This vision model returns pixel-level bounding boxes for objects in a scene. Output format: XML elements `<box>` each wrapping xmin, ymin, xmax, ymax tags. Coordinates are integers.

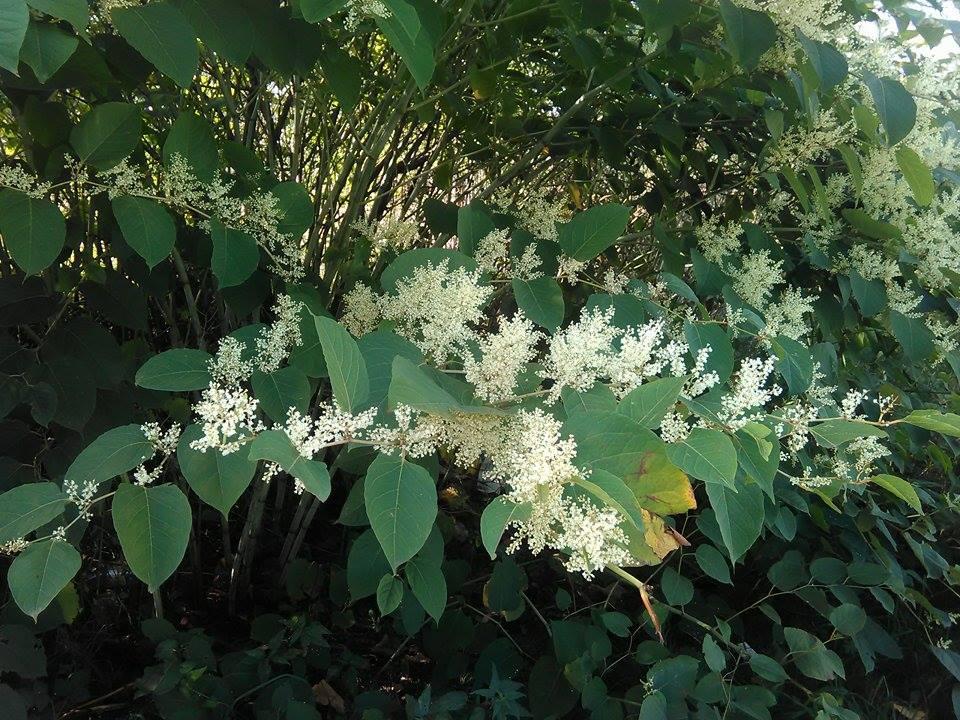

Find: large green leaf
<box><xmin>480</xmin><ymin>497</ymin><xmax>531</xmax><ymax>560</ymax></box>
<box><xmin>457</xmin><ymin>202</ymin><xmax>495</xmax><ymax>257</ymax></box>
<box><xmin>177</xmin><ymin>425</ymin><xmax>257</xmax><ymax>516</ymax></box>
<box><xmin>557</xmin><ymin>203</ymin><xmax>630</xmax><ymax>261</ymax></box>
<box><xmin>251</xmin><ymin>366</ymin><xmax>312</xmax><ymax>423</ymax></box>
<box><xmin>358</xmin><ymin>330</ymin><xmax>423</xmax><ymax>408</ymax></box>
<box><xmin>63</xmin><ymin>425</ymin><xmax>153</xmax><ymax>490</ymax></box>
<box><xmin>870</xmin><ymin>474</ymin><xmax>921</xmax><ymax>513</ymax></box>
<box><xmin>209</xmin><ymin>219</ymin><xmax>259</xmax><ymax>288</ymax></box>
<box><xmin>895</xmin><ymin>145</ymin><xmax>935</xmax><ymax>206</ymax></box>
<box><xmin>771</xmin><ymin>335</ymin><xmax>813</xmax><ymax>394</ymax></box>
<box><xmin>113</xmin><ymin>2</ymin><xmax>198</xmax><ymax>88</ymax></box>
<box><xmin>113</xmin><ymin>196</ymin><xmax>176</xmax><ymax>268</ymax></box>
<box><xmin>863</xmin><ymin>71</ymin><xmax>916</xmax><ymax>146</ymax></box>
<box><xmin>376</xmin><ymin>0</ymin><xmax>436</xmax><ymax>89</ymax></box>
<box><xmin>248</xmin><ymin>430</ymin><xmax>331</xmax><ymax>501</ymax></box>
<box><xmin>347</xmin><ymin>528</ymin><xmax>391</xmax><ymax>601</ymax></box>
<box><xmin>27</xmin><ymin>0</ymin><xmax>88</xmax><ymax>33</ymax></box>
<box><xmin>135</xmin><ymin>348</ymin><xmax>213</xmax><ymax>391</ymax></box>
<box><xmin>0</xmin><ymin>0</ymin><xmax>28</xmax><ymax>73</ymax></box>
<box><xmin>112</xmin><ymin>483</ymin><xmax>192</xmax><ymax>592</ymax></box>
<box><xmin>0</xmin><ymin>189</ymin><xmax>65</xmax><ymax>275</ymax></box>
<box><xmin>890</xmin><ymin>310</ymin><xmax>934</xmax><ymax>362</ymax></box>
<box><xmin>796</xmin><ymin>33</ymin><xmax>847</xmax><ymax>90</ymax></box>
<box><xmin>405</xmin><ymin>553</ymin><xmax>446</xmax><ymax>622</ymax></box>
<box><xmin>901</xmin><ymin>409</ymin><xmax>960</xmax><ymax>437</ymax></box>
<box><xmin>163</xmin><ymin>111</ymin><xmax>218</xmax><ymax>182</ymax></box>
<box><xmin>388</xmin><ymin>355</ymin><xmax>460</xmax><ymax>415</ymax></box>
<box><xmin>172</xmin><ymin>0</ymin><xmax>253</xmax><ymax>65</ymax></box>
<box><xmin>70</xmin><ymin>102</ymin><xmax>141</xmax><ymax>170</ymax></box>
<box><xmin>704</xmin><ymin>479</ymin><xmax>765</xmax><ymax>562</ymax></box>
<box><xmin>364</xmin><ymin>452</ymin><xmax>437</xmax><ymax>571</ymax></box>
<box><xmin>718</xmin><ymin>0</ymin><xmax>777</xmax><ymax>70</ymax></box>
<box><xmin>315</xmin><ymin>315</ymin><xmax>369</xmax><ymax>412</ymax></box>
<box><xmin>513</xmin><ymin>277</ymin><xmax>564</xmax><ymax>332</ymax></box>
<box><xmin>0</xmin><ymin>483</ymin><xmax>68</xmax><ymax>544</ymax></box>
<box><xmin>563</xmin><ymin>411</ymin><xmax>663</xmax><ymax>479</ymax></box>
<box><xmin>619</xmin><ymin>375</ymin><xmax>686</xmax><ymax>429</ymax></box>
<box><xmin>380</xmin><ymin>248</ymin><xmax>477</xmax><ymax>292</ymax></box>
<box><xmin>20</xmin><ymin>20</ymin><xmax>77</xmax><ymax>82</ymax></box>
<box><xmin>301</xmin><ymin>0</ymin><xmax>348</xmax><ymax>22</ymax></box>
<box><xmin>8</xmin><ymin>539</ymin><xmax>80</xmax><ymax>620</ymax></box>
<box><xmin>665</xmin><ymin>428</ymin><xmax>737</xmax><ymax>489</ymax></box>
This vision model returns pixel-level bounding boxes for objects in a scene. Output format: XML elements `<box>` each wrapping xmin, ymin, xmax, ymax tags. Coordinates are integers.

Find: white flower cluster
<box><xmin>378</xmin><ymin>260</ymin><xmax>491</xmax><ymax>361</ymax></box>
<box><xmin>491</xmin><ymin>187</ymin><xmax>567</xmax><ymax>243</ymax></box>
<box><xmin>0</xmin><ymin>538</ymin><xmax>28</xmax><ymax>556</ymax></box>
<box><xmin>718</xmin><ymin>357</ymin><xmax>783</xmax><ymax>431</ymax></box>
<box><xmin>556</xmin><ymin>255</ymin><xmax>586</xmax><ymax>284</ymax></box>
<box><xmin>64</xmin><ymin>477</ymin><xmax>98</xmax><ymax>520</ymax></box>
<box><xmin>345</xmin><ymin>0</ymin><xmax>391</xmax><ymax>29</ymax></box>
<box><xmin>352</xmin><ymin>216</ymin><xmax>418</xmax><ymax>252</ymax></box>
<box><xmin>474</xmin><ymin>230</ymin><xmax>544</xmax><ymax>280</ymax></box>
<box><xmin>541</xmin><ymin>308</ymin><xmax>717</xmax><ymax>401</ymax></box>
<box><xmin>464</xmin><ymin>313</ymin><xmax>542</xmax><ymax>403</ymax></box>
<box><xmin>133</xmin><ymin>421</ymin><xmax>183</xmax><ymax>487</ymax></box>
<box><xmin>0</xmin><ymin>165</ymin><xmax>52</xmax><ymax>198</ymax></box>
<box><xmin>341</xmin><ymin>285</ymin><xmax>382</xmax><ymax>337</ymax></box>
<box><xmin>255</xmin><ymin>295</ymin><xmax>303</xmax><ymax>373</ymax></box>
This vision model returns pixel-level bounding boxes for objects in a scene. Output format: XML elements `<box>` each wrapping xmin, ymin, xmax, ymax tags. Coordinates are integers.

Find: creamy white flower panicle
<box><xmin>370</xmin><ymin>404</ymin><xmax>440</xmax><ymax>459</ymax></box>
<box><xmin>191</xmin><ymin>384</ymin><xmax>264</xmax><ymax>455</ymax></box>
<box><xmin>464</xmin><ymin>312</ymin><xmax>542</xmax><ymax>403</ymax></box>
<box><xmin>554</xmin><ymin>499</ymin><xmax>635</xmax><ymax>580</ymax></box>
<box><xmin>256</xmin><ymin>295</ymin><xmax>304</xmax><ymax>373</ymax></box>
<box><xmin>341</xmin><ymin>284</ymin><xmax>382</xmax><ymax>337</ymax></box>
<box><xmin>352</xmin><ymin>215</ymin><xmax>418</xmax><ymax>252</ymax></box>
<box><xmin>379</xmin><ymin>260</ymin><xmax>491</xmax><ymax>362</ymax></box>
<box><xmin>475</xmin><ymin>229</ymin><xmax>511</xmax><ymax>275</ymax></box>
<box><xmin>556</xmin><ymin>255</ymin><xmax>586</xmax><ymax>284</ymax></box>
<box><xmin>718</xmin><ymin>357</ymin><xmax>783</xmax><ymax>431</ymax></box>
<box><xmin>541</xmin><ymin>308</ymin><xmax>620</xmax><ymax>401</ymax></box>
<box><xmin>209</xmin><ymin>336</ymin><xmax>254</xmax><ymax>387</ymax></box>
<box><xmin>0</xmin><ymin>165</ymin><xmax>52</xmax><ymax>198</ymax></box>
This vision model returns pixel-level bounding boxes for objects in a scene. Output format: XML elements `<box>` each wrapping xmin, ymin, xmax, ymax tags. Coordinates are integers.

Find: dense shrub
<box><xmin>0</xmin><ymin>0</ymin><xmax>959</xmax><ymax>718</ymax></box>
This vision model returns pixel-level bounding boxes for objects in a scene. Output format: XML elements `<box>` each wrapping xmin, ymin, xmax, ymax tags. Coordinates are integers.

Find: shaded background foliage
<box><xmin>0</xmin><ymin>0</ymin><xmax>958</xmax><ymax>719</ymax></box>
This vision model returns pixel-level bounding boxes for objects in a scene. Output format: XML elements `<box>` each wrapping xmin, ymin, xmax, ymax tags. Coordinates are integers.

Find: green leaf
<box><xmin>315</xmin><ymin>315</ymin><xmax>369</xmax><ymax>412</ymax></box>
<box><xmin>271</xmin><ymin>182</ymin><xmax>313</xmax><ymax>238</ymax></box>
<box><xmin>301</xmin><ymin>0</ymin><xmax>349</xmax><ymax>22</ymax></box>
<box><xmin>358</xmin><ymin>330</ymin><xmax>423</xmax><ymax>407</ymax></box>
<box><xmin>718</xmin><ymin>0</ymin><xmax>777</xmax><ymax>70</ymax></box>
<box><xmin>376</xmin><ymin>0</ymin><xmax>436</xmax><ymax>89</ymax></box>
<box><xmin>480</xmin><ymin>497</ymin><xmax>531</xmax><ymax>560</ymax></box>
<box><xmin>405</xmin><ymin>554</ymin><xmax>446</xmax><ymax>622</ymax></box>
<box><xmin>666</xmin><ymin>428</ymin><xmax>737</xmax><ymax>489</ymax></box>
<box><xmin>705</xmin><ymin>479</ymin><xmax>764</xmax><ymax>562</ymax></box>
<box><xmin>248</xmin><ymin>430</ymin><xmax>331</xmax><ymax>501</ymax></box>
<box><xmin>574</xmin><ymin>468</ymin><xmax>645</xmax><ymax>529</ymax></box>
<box><xmin>70</xmin><ymin>102</ymin><xmax>141</xmax><ymax>170</ymax></box>
<box><xmin>841</xmin><ymin>208</ymin><xmax>901</xmax><ymax>239</ymax></box>
<box><xmin>251</xmin><ymin>366</ymin><xmax>312</xmax><ymax>423</ymax></box>
<box><xmin>380</xmin><ymin>248</ymin><xmax>477</xmax><ymax>292</ymax></box>
<box><xmin>0</xmin><ymin>189</ymin><xmax>65</xmax><ymax>275</ymax></box>
<box><xmin>112</xmin><ymin>196</ymin><xmax>176</xmax><ymax>268</ymax></box>
<box><xmin>749</xmin><ymin>654</ymin><xmax>788</xmax><ymax>683</ymax></box>
<box><xmin>695</xmin><ymin>544</ymin><xmax>731</xmax><ymax>584</ymax></box>
<box><xmin>557</xmin><ymin>203</ymin><xmax>630</xmax><ymax>261</ymax></box>
<box><xmin>809</xmin><ymin>419</ymin><xmax>886</xmax><ymax>448</ymax></box>
<box><xmin>20</xmin><ymin>21</ymin><xmax>77</xmax><ymax>82</ymax></box>
<box><xmin>0</xmin><ymin>0</ymin><xmax>28</xmax><ymax>73</ymax></box>
<box><xmin>902</xmin><ymin>409</ymin><xmax>960</xmax><ymax>437</ymax></box>
<box><xmin>795</xmin><ymin>33</ymin><xmax>847</xmax><ymax>90</ymax></box>
<box><xmin>209</xmin><ymin>218</ymin><xmax>259</xmax><ymax>288</ymax></box>
<box><xmin>895</xmin><ymin>146</ymin><xmax>935</xmax><ymax>206</ymax></box>
<box><xmin>829</xmin><ymin>603</ymin><xmax>866</xmax><ymax>635</ymax></box>
<box><xmin>457</xmin><ymin>202</ymin><xmax>495</xmax><ymax>257</ymax></box>
<box><xmin>870</xmin><ymin>473</ymin><xmax>921</xmax><ymax>513</ymax></box>
<box><xmin>513</xmin><ymin>277</ymin><xmax>565</xmax><ymax>332</ymax></box>
<box><xmin>163</xmin><ymin>112</ymin><xmax>218</xmax><ymax>182</ymax></box>
<box><xmin>660</xmin><ymin>566</ymin><xmax>693</xmax><ymax>606</ymax></box>
<box><xmin>376</xmin><ymin>574</ymin><xmax>403</xmax><ymax>615</ymax></box>
<box><xmin>112</xmin><ymin>483</ymin><xmax>192</xmax><ymax>593</ymax></box>
<box><xmin>771</xmin><ymin>335</ymin><xmax>813</xmax><ymax>394</ymax></box>
<box><xmin>784</xmin><ymin>627</ymin><xmax>844</xmax><ymax>680</ymax></box>
<box><xmin>0</xmin><ymin>483</ymin><xmax>68</xmax><ymax>544</ymax></box>
<box><xmin>27</xmin><ymin>0</ymin><xmax>88</xmax><ymax>34</ymax></box>
<box><xmin>388</xmin><ymin>355</ymin><xmax>460</xmax><ymax>415</ymax></box>
<box><xmin>363</xmin><ymin>452</ymin><xmax>437</xmax><ymax>571</ymax></box>
<box><xmin>177</xmin><ymin>425</ymin><xmax>256</xmax><ymax>517</ymax></box>
<box><xmin>113</xmin><ymin>2</ymin><xmax>198</xmax><ymax>88</ymax></box>
<box><xmin>849</xmin><ymin>270</ymin><xmax>887</xmax><ymax>317</ymax></box>
<box><xmin>703</xmin><ymin>635</ymin><xmax>726</xmax><ymax>672</ymax></box>
<box><xmin>563</xmin><ymin>411</ymin><xmax>662</xmax><ymax>478</ymax></box>
<box><xmin>619</xmin><ymin>375</ymin><xmax>686</xmax><ymax>429</ymax></box>
<box><xmin>347</xmin><ymin>529</ymin><xmax>392</xmax><ymax>601</ymax></box>
<box><xmin>890</xmin><ymin>310</ymin><xmax>935</xmax><ymax>362</ymax></box>
<box><xmin>684</xmin><ymin>321</ymin><xmax>734</xmax><ymax>383</ymax></box>
<box><xmin>135</xmin><ymin>348</ymin><xmax>212</xmax><ymax>391</ymax></box>
<box><xmin>172</xmin><ymin>0</ymin><xmax>252</xmax><ymax>65</ymax></box>
<box><xmin>63</xmin><ymin>425</ymin><xmax>153</xmax><ymax>490</ymax></box>
<box><xmin>8</xmin><ymin>539</ymin><xmax>80</xmax><ymax>620</ymax></box>
<box><xmin>862</xmin><ymin>71</ymin><xmax>916</xmax><ymax>145</ymax></box>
